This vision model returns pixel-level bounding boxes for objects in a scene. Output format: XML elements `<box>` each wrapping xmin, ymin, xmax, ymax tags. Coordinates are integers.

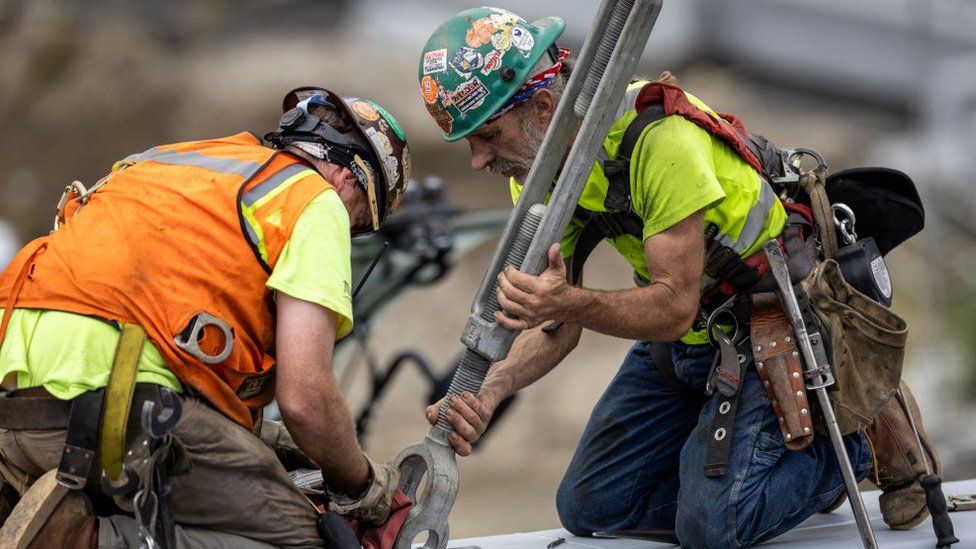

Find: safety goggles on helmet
<box><xmin>265</xmin><ymin>95</ymin><xmax>384</xmax><ymax>233</ymax></box>
<box><xmin>266</xmin><ymin>87</ymin><xmax>412</xmax><ymax>236</ymax></box>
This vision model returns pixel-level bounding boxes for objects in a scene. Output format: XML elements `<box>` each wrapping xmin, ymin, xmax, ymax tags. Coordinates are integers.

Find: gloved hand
<box><xmin>328</xmin><ymin>454</ymin><xmax>400</xmax><ymax>527</ymax></box>
<box><xmin>258</xmin><ymin>419</ymin><xmax>318</xmax><ymax>470</ymax></box>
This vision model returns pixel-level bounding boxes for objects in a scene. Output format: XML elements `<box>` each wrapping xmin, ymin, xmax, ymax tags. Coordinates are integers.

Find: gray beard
<box><xmin>488</xmin><ymin>118</ymin><xmax>547</xmax><ymax>184</ymax></box>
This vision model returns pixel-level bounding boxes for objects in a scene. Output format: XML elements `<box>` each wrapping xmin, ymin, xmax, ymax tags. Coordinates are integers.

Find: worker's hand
<box><xmin>425</xmin><ymin>390</ymin><xmax>499</xmax><ymax>456</ymax></box>
<box><xmin>495</xmin><ymin>243</ymin><xmax>569</xmax><ymax>331</ymax></box>
<box><xmin>328</xmin><ymin>454</ymin><xmax>400</xmax><ymax>527</ymax></box>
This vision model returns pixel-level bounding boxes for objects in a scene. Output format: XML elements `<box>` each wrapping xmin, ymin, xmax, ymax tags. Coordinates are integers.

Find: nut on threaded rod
<box><xmin>437</xmin><ymin>204</ymin><xmax>546</xmax><ymax>431</ymax></box>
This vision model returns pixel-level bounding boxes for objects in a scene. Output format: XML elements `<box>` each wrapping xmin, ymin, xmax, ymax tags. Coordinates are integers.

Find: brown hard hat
<box><xmin>281</xmin><ymin>86</ymin><xmax>412</xmax><ymax>230</ymax></box>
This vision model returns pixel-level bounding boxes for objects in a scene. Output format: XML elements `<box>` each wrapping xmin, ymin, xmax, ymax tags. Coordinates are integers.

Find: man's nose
<box><xmin>467</xmin><ymin>139</ymin><xmax>494</xmax><ymax>172</ymax></box>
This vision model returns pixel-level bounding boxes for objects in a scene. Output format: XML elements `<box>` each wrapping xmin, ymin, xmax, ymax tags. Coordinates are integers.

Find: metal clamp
<box><xmin>770</xmin><ymin>147</ymin><xmax>828</xmax><ymax>188</ymax></box>
<box><xmin>173</xmin><ymin>312</ymin><xmax>233</xmax><ymax>364</ymax></box>
<box><xmin>948</xmin><ymin>494</ymin><xmax>976</xmax><ymax>512</ymax></box>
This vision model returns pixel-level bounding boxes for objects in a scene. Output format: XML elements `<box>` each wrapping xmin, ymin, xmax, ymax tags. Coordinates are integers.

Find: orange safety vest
<box><xmin>0</xmin><ymin>132</ymin><xmax>334</xmax><ymax>428</ymax></box>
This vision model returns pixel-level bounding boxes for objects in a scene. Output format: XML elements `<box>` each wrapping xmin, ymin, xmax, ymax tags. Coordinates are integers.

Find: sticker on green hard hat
<box><xmin>419</xmin><ymin>7</ymin><xmax>565</xmax><ymax>142</ymax></box>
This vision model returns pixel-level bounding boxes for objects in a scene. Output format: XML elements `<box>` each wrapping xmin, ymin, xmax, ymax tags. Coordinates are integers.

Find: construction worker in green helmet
<box><xmin>419</xmin><ymin>7</ymin><xmax>941</xmax><ymax>547</ymax></box>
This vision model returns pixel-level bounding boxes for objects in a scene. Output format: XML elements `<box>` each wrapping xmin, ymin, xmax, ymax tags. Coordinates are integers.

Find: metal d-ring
<box><xmin>786</xmin><ymin>147</ymin><xmax>827</xmax><ymax>176</ymax></box>
<box><xmin>173</xmin><ymin>312</ymin><xmax>233</xmax><ymax>364</ymax></box>
<box><xmin>706</xmin><ymin>296</ymin><xmax>740</xmax><ymax>350</ymax></box>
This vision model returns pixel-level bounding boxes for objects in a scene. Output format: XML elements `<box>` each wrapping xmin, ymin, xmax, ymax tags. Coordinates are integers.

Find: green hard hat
<box><xmin>419</xmin><ymin>7</ymin><xmax>565</xmax><ymax>142</ymax></box>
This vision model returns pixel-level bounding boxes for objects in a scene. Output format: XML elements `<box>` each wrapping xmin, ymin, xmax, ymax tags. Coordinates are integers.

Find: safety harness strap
<box><xmin>602</xmin><ymin>103</ymin><xmax>666</xmax><ymax>212</ymax></box>
<box><xmin>55</xmin><ymin>390</ymin><xmax>105</xmax><ymax>490</ymax></box>
<box><xmin>568</xmin><ymin>83</ymin><xmax>781</xmax><ymax>290</ymax></box>
<box><xmin>100</xmin><ymin>323</ymin><xmax>147</xmax><ymax>481</ymax></box>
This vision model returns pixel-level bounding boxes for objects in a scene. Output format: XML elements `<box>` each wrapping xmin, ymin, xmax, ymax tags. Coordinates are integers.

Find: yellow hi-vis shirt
<box><xmin>511</xmin><ymin>82</ymin><xmax>787</xmax><ymax>344</ymax></box>
<box><xmin>0</xmin><ymin>188</ymin><xmax>353</xmax><ymax>399</ymax></box>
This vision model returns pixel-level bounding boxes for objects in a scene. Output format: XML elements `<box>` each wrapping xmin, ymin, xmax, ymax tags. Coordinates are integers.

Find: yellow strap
<box><xmin>99</xmin><ymin>323</ymin><xmax>146</xmax><ymax>479</ymax></box>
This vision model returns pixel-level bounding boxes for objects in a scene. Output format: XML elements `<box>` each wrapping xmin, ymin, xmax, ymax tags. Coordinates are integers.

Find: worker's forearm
<box><xmin>279</xmin><ymin>378</ymin><xmax>369</xmax><ymax>497</ymax></box>
<box><xmin>559</xmin><ymin>282</ymin><xmax>697</xmax><ymax>342</ymax></box>
<box><xmin>481</xmin><ymin>321</ymin><xmax>581</xmax><ymax>402</ymax></box>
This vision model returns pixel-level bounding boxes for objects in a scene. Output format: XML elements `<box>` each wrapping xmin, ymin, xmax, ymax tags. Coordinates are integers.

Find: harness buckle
<box><xmin>770</xmin><ymin>148</ymin><xmax>827</xmax><ymax>189</ymax></box>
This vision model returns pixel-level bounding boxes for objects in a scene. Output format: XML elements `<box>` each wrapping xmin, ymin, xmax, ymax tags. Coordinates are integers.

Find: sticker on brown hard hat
<box><xmin>352</xmin><ymin>101</ymin><xmax>381</xmax><ymax>122</ymax></box>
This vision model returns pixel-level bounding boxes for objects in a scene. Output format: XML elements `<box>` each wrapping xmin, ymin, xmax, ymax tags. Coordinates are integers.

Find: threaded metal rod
<box><xmin>436</xmin><ymin>204</ymin><xmax>546</xmax><ymax>431</ymax></box>
<box><xmin>574</xmin><ymin>0</ymin><xmax>636</xmax><ymax>117</ymax></box>
<box><xmin>481</xmin><ymin>205</ymin><xmax>545</xmax><ymax>321</ymax></box>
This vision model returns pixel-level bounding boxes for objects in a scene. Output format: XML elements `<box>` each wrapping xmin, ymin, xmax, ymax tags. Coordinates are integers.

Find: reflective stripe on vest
<box><xmin>240</xmin><ymin>164</ymin><xmax>317</xmax><ymax>263</ymax></box>
<box><xmin>128</xmin><ymin>145</ymin><xmax>317</xmax><ymax>265</ymax></box>
<box><xmin>125</xmin><ymin>147</ymin><xmax>263</xmax><ymax>178</ymax></box>
<box><xmin>713</xmin><ymin>181</ymin><xmax>778</xmax><ymax>254</ymax></box>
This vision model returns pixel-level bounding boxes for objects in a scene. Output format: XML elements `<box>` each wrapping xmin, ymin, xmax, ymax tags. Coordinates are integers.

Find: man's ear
<box><xmin>531</xmin><ymin>89</ymin><xmax>557</xmax><ymax>124</ymax></box>
<box><xmin>332</xmin><ymin>165</ymin><xmax>359</xmax><ymax>192</ymax></box>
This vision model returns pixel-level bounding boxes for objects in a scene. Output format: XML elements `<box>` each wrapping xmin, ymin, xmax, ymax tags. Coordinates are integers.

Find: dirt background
<box><xmin>2</xmin><ymin>0</ymin><xmax>975</xmax><ymax>540</ymax></box>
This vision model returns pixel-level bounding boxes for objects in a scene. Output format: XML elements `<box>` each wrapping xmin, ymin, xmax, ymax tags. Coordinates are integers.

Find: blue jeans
<box><xmin>555</xmin><ymin>341</ymin><xmax>874</xmax><ymax>548</ymax></box>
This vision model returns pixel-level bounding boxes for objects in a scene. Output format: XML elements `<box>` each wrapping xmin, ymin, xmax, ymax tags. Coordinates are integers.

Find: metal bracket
<box><xmin>173</xmin><ymin>312</ymin><xmax>233</xmax><ymax>365</ymax></box>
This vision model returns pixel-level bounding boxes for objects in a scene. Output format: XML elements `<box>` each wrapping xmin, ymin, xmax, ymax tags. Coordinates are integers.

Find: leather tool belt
<box><xmin>0</xmin><ymin>383</ymin><xmax>164</xmax><ymax>488</ymax></box>
<box><xmin>750</xmin><ymin>292</ymin><xmax>814</xmax><ymax>451</ymax></box>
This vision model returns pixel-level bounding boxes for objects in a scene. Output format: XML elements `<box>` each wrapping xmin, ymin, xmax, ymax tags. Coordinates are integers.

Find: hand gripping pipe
<box><xmin>393</xmin><ymin>2</ymin><xmax>664</xmax><ymax>548</ymax></box>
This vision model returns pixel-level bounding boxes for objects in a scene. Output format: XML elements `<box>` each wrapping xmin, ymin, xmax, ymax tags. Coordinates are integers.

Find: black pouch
<box><xmin>825</xmin><ymin>167</ymin><xmax>924</xmax><ymax>256</ymax></box>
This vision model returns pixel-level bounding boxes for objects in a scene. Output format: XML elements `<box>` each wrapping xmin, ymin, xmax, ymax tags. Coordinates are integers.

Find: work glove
<box><xmin>327</xmin><ymin>454</ymin><xmax>400</xmax><ymax>527</ymax></box>
<box><xmin>258</xmin><ymin>418</ymin><xmax>318</xmax><ymax>470</ymax></box>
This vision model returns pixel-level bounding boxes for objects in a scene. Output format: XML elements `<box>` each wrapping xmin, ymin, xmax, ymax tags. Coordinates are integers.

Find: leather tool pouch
<box><xmin>801</xmin><ymin>259</ymin><xmax>908</xmax><ymax>435</ymax></box>
<box><xmin>750</xmin><ymin>292</ymin><xmax>814</xmax><ymax>451</ymax></box>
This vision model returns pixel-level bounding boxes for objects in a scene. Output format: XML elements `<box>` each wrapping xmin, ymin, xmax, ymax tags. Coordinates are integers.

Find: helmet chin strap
<box><xmin>352</xmin><ymin>153</ymin><xmax>381</xmax><ymax>233</ymax></box>
<box><xmin>288</xmin><ymin>142</ymin><xmax>383</xmax><ymax>234</ymax></box>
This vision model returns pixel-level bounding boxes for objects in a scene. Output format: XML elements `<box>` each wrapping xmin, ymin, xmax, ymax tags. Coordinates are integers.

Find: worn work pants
<box><xmin>0</xmin><ymin>396</ymin><xmax>323</xmax><ymax>548</ymax></box>
<box><xmin>555</xmin><ymin>341</ymin><xmax>873</xmax><ymax>548</ymax></box>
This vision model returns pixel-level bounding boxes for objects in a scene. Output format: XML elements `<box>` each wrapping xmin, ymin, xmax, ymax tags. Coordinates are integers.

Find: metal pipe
<box><xmin>393</xmin><ymin>2</ymin><xmax>665</xmax><ymax>547</ymax></box>
<box><xmin>467</xmin><ymin>0</ymin><xmax>618</xmax><ymax>320</ymax></box>
<box><xmin>522</xmin><ymin>0</ymin><xmax>663</xmax><ymax>275</ymax></box>
<box><xmin>575</xmin><ymin>0</ymin><xmax>637</xmax><ymax>116</ymax></box>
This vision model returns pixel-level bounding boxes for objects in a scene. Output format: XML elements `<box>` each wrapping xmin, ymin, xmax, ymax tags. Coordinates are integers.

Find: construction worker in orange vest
<box><xmin>0</xmin><ymin>86</ymin><xmax>411</xmax><ymax>547</ymax></box>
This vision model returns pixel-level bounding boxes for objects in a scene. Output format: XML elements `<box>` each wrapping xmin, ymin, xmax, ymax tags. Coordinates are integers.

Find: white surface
<box><xmin>448</xmin><ymin>479</ymin><xmax>976</xmax><ymax>548</ymax></box>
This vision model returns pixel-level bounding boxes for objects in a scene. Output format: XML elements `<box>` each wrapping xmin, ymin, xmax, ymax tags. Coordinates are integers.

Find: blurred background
<box><xmin>2</xmin><ymin>0</ymin><xmax>975</xmax><ymax>539</ymax></box>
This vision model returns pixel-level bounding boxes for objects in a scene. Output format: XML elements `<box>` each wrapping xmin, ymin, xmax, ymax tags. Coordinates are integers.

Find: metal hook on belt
<box><xmin>101</xmin><ymin>464</ymin><xmax>141</xmax><ymax>496</ymax></box>
<box><xmin>142</xmin><ymin>388</ymin><xmax>183</xmax><ymax>439</ymax></box>
<box><xmin>173</xmin><ymin>312</ymin><xmax>234</xmax><ymax>365</ymax></box>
